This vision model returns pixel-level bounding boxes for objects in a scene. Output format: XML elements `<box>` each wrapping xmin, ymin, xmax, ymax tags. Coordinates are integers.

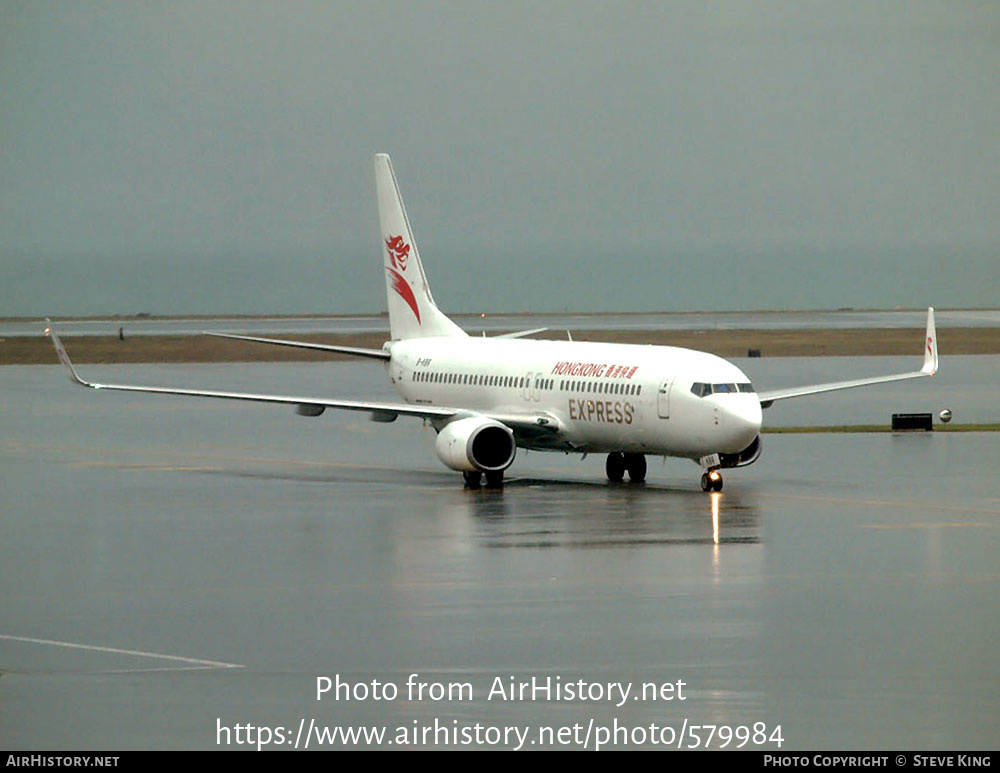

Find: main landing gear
<box><xmin>464</xmin><ymin>470</ymin><xmax>504</xmax><ymax>489</ymax></box>
<box><xmin>700</xmin><ymin>470</ymin><xmax>724</xmax><ymax>492</ymax></box>
<box><xmin>606</xmin><ymin>452</ymin><xmax>646</xmax><ymax>483</ymax></box>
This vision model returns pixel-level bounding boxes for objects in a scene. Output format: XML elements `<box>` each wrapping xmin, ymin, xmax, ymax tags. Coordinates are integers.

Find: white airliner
<box><xmin>47</xmin><ymin>154</ymin><xmax>939</xmax><ymax>491</ymax></box>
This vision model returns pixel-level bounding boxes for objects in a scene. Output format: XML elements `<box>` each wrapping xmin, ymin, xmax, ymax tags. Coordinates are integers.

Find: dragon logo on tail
<box><xmin>385</xmin><ymin>235</ymin><xmax>419</xmax><ymax>323</ymax></box>
<box><xmin>385</xmin><ymin>235</ymin><xmax>410</xmax><ymax>271</ymax></box>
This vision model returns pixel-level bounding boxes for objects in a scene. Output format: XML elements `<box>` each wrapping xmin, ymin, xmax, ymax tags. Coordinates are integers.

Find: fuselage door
<box><xmin>657</xmin><ymin>378</ymin><xmax>672</xmax><ymax>419</ymax></box>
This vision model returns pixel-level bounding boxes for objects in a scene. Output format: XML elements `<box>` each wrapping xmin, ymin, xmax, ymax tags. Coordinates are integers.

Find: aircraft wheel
<box><xmin>605</xmin><ymin>452</ymin><xmax>626</xmax><ymax>482</ymax></box>
<box><xmin>463</xmin><ymin>471</ymin><xmax>482</xmax><ymax>489</ymax></box>
<box><xmin>484</xmin><ymin>470</ymin><xmax>504</xmax><ymax>488</ymax></box>
<box><xmin>701</xmin><ymin>471</ymin><xmax>724</xmax><ymax>492</ymax></box>
<box><xmin>624</xmin><ymin>453</ymin><xmax>646</xmax><ymax>482</ymax></box>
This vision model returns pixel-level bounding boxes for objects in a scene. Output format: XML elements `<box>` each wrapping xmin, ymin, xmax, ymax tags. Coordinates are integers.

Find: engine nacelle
<box><xmin>719</xmin><ymin>435</ymin><xmax>762</xmax><ymax>469</ymax></box>
<box><xmin>434</xmin><ymin>417</ymin><xmax>516</xmax><ymax>473</ymax></box>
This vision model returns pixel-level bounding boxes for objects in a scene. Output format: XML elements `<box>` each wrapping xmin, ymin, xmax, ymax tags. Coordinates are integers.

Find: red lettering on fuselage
<box><xmin>551</xmin><ymin>361</ymin><xmax>640</xmax><ymax>379</ymax></box>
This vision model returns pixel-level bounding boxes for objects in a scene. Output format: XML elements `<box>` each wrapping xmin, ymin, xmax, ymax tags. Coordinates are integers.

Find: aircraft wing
<box><xmin>757</xmin><ymin>307</ymin><xmax>939</xmax><ymax>408</ymax></box>
<box><xmin>203</xmin><ymin>332</ymin><xmax>391</xmax><ymax>361</ymax></box>
<box><xmin>46</xmin><ymin>322</ymin><xmax>562</xmax><ymax>435</ymax></box>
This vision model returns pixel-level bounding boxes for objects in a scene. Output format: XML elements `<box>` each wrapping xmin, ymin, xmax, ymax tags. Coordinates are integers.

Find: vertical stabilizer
<box><xmin>374</xmin><ymin>154</ymin><xmax>466</xmax><ymax>340</ymax></box>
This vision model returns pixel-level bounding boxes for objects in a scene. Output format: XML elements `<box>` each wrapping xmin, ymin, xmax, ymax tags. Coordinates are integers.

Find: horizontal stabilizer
<box><xmin>495</xmin><ymin>328</ymin><xmax>548</xmax><ymax>339</ymax></box>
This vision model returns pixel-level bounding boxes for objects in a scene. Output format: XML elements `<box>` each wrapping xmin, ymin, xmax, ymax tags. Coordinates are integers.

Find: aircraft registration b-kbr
<box><xmin>47</xmin><ymin>154</ymin><xmax>939</xmax><ymax>492</ymax></box>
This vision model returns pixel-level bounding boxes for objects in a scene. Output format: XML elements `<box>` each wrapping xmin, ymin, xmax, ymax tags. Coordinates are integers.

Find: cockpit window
<box><xmin>691</xmin><ymin>381</ymin><xmax>755</xmax><ymax>397</ymax></box>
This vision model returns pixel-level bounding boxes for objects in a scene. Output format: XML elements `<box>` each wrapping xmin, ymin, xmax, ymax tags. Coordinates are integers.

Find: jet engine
<box><xmin>719</xmin><ymin>435</ymin><xmax>762</xmax><ymax>468</ymax></box>
<box><xmin>435</xmin><ymin>417</ymin><xmax>516</xmax><ymax>473</ymax></box>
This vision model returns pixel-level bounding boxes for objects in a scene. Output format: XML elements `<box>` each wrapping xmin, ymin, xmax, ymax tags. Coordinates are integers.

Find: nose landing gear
<box><xmin>700</xmin><ymin>470</ymin><xmax>723</xmax><ymax>492</ymax></box>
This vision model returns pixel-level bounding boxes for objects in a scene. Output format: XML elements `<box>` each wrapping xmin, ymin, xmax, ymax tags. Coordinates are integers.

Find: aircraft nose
<box><xmin>722</xmin><ymin>398</ymin><xmax>762</xmax><ymax>451</ymax></box>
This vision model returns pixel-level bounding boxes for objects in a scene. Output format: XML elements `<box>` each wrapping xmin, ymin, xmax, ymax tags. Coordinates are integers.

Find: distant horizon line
<box><xmin>6</xmin><ymin>305</ymin><xmax>998</xmax><ymax>324</ymax></box>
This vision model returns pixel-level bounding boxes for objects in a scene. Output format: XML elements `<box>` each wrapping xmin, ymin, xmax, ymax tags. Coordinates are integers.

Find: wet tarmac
<box><xmin>1</xmin><ymin>361</ymin><xmax>997</xmax><ymax>749</ymax></box>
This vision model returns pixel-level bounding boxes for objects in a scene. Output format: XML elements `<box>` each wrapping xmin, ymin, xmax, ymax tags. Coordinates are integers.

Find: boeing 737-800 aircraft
<box><xmin>47</xmin><ymin>154</ymin><xmax>939</xmax><ymax>491</ymax></box>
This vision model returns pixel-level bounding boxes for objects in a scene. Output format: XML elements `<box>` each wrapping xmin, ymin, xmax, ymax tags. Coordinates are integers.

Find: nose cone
<box><xmin>722</xmin><ymin>397</ymin><xmax>762</xmax><ymax>452</ymax></box>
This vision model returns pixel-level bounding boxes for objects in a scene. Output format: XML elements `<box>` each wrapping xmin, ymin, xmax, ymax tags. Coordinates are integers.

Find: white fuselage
<box><xmin>387</xmin><ymin>337</ymin><xmax>762</xmax><ymax>459</ymax></box>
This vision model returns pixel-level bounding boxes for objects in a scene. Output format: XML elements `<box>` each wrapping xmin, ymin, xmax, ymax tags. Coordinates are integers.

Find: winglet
<box><xmin>922</xmin><ymin>307</ymin><xmax>938</xmax><ymax>376</ymax></box>
<box><xmin>45</xmin><ymin>319</ymin><xmax>90</xmax><ymax>387</ymax></box>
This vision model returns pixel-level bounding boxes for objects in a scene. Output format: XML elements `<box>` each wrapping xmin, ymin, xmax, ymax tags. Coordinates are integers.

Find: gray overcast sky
<box><xmin>2</xmin><ymin>1</ymin><xmax>997</xmax><ymax>316</ymax></box>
